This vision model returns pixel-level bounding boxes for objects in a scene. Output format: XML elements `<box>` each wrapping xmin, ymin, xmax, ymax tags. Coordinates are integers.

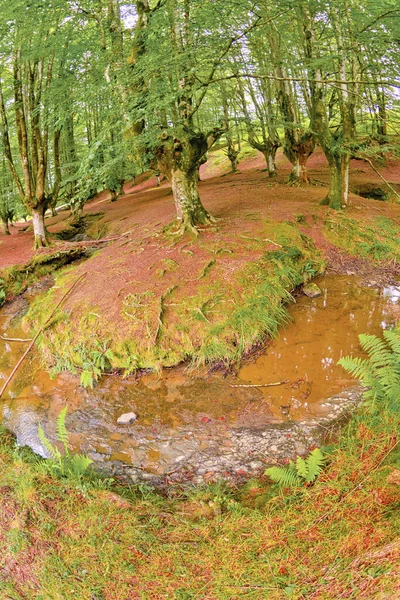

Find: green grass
<box><xmin>0</xmin><ymin>394</ymin><xmax>399</xmax><ymax>599</ymax></box>
<box><xmin>324</xmin><ymin>213</ymin><xmax>400</xmax><ymax>261</ymax></box>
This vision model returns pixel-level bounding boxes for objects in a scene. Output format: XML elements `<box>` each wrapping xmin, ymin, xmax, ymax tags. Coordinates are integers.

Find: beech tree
<box><xmin>129</xmin><ymin>0</ymin><xmax>261</xmax><ymax>234</ymax></box>
<box><xmin>0</xmin><ymin>0</ymin><xmax>399</xmax><ymax>247</ymax></box>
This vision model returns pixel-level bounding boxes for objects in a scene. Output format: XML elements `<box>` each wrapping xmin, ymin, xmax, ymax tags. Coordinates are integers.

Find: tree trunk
<box><xmin>320</xmin><ymin>155</ymin><xmax>349</xmax><ymax>209</ymax></box>
<box><xmin>227</xmin><ymin>147</ymin><xmax>240</xmax><ymax>173</ymax></box>
<box><xmin>288</xmin><ymin>156</ymin><xmax>310</xmax><ymax>184</ymax></box>
<box><xmin>376</xmin><ymin>90</ymin><xmax>387</xmax><ymax>138</ymax></box>
<box><xmin>171</xmin><ymin>169</ymin><xmax>214</xmax><ymax>235</ymax></box>
<box><xmin>262</xmin><ymin>149</ymin><xmax>277</xmax><ymax>177</ymax></box>
<box><xmin>2</xmin><ymin>219</ymin><xmax>10</xmax><ymax>235</ymax></box>
<box><xmin>32</xmin><ymin>204</ymin><xmax>48</xmax><ymax>248</ymax></box>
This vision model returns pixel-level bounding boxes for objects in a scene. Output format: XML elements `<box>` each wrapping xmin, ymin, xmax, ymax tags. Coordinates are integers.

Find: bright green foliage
<box><xmin>339</xmin><ymin>330</ymin><xmax>400</xmax><ymax>412</ymax></box>
<box><xmin>79</xmin><ymin>342</ymin><xmax>115</xmax><ymax>389</ymax></box>
<box><xmin>38</xmin><ymin>407</ymin><xmax>93</xmax><ymax>478</ymax></box>
<box><xmin>265</xmin><ymin>449</ymin><xmax>326</xmax><ymax>487</ymax></box>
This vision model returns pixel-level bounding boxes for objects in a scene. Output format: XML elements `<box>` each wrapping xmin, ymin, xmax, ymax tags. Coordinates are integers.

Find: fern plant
<box><xmin>38</xmin><ymin>406</ymin><xmax>93</xmax><ymax>478</ymax></box>
<box><xmin>78</xmin><ymin>341</ymin><xmax>114</xmax><ymax>388</ymax></box>
<box><xmin>265</xmin><ymin>448</ymin><xmax>325</xmax><ymax>487</ymax></box>
<box><xmin>338</xmin><ymin>330</ymin><xmax>400</xmax><ymax>412</ymax></box>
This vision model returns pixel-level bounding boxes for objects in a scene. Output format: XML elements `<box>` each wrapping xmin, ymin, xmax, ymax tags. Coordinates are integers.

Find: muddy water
<box><xmin>0</xmin><ymin>275</ymin><xmax>399</xmax><ymax>482</ymax></box>
<box><xmin>239</xmin><ymin>276</ymin><xmax>400</xmax><ymax>419</ymax></box>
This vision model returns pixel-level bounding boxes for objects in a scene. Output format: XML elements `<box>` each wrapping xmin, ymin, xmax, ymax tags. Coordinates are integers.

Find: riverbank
<box><xmin>0</xmin><ymin>393</ymin><xmax>399</xmax><ymax>599</ymax></box>
<box><xmin>1</xmin><ymin>147</ymin><xmax>400</xmax><ymax>384</ymax></box>
<box><xmin>1</xmin><ymin>274</ymin><xmax>399</xmax><ymax>485</ymax></box>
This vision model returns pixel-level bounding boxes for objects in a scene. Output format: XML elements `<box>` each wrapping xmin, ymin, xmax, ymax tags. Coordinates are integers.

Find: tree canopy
<box><xmin>0</xmin><ymin>0</ymin><xmax>398</xmax><ymax>244</ymax></box>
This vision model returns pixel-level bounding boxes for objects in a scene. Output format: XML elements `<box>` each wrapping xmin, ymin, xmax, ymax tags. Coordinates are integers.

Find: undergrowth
<box><xmin>0</xmin><ymin>328</ymin><xmax>399</xmax><ymax>598</ymax></box>
<box><xmin>38</xmin><ymin>406</ymin><xmax>93</xmax><ymax>478</ymax></box>
<box><xmin>324</xmin><ymin>213</ymin><xmax>400</xmax><ymax>261</ymax></box>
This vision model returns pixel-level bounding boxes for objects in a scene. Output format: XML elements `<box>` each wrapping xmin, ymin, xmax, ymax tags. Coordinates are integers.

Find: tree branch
<box><xmin>189</xmin><ymin>9</ymin><xmax>292</xmax><ymax>118</ymax></box>
<box><xmin>197</xmin><ymin>72</ymin><xmax>400</xmax><ymax>90</ymax></box>
<box><xmin>359</xmin><ymin>9</ymin><xmax>400</xmax><ymax>34</ymax></box>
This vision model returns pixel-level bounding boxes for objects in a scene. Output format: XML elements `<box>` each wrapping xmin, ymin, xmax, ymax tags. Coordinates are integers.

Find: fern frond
<box><xmin>67</xmin><ymin>454</ymin><xmax>93</xmax><ymax>477</ymax></box>
<box><xmin>358</xmin><ymin>334</ymin><xmax>393</xmax><ymax>369</ymax></box>
<box><xmin>304</xmin><ymin>449</ymin><xmax>325</xmax><ymax>483</ymax></box>
<box><xmin>383</xmin><ymin>330</ymin><xmax>400</xmax><ymax>357</ymax></box>
<box><xmin>56</xmin><ymin>406</ymin><xmax>69</xmax><ymax>453</ymax></box>
<box><xmin>337</xmin><ymin>356</ymin><xmax>375</xmax><ymax>381</ymax></box>
<box><xmin>295</xmin><ymin>457</ymin><xmax>308</xmax><ymax>479</ymax></box>
<box><xmin>265</xmin><ymin>465</ymin><xmax>299</xmax><ymax>487</ymax></box>
<box><xmin>38</xmin><ymin>424</ymin><xmax>61</xmax><ymax>461</ymax></box>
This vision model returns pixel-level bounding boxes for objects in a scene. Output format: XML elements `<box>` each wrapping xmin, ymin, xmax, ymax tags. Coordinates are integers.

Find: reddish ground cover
<box><xmin>1</xmin><ymin>147</ymin><xmax>399</xmax><ymax>270</ymax></box>
<box><xmin>1</xmin><ymin>147</ymin><xmax>400</xmax><ymax>344</ymax></box>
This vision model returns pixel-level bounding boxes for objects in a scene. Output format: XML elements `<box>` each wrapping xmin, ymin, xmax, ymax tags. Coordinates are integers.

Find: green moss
<box><xmin>0</xmin><ymin>248</ymin><xmax>87</xmax><ymax>301</ymax></box>
<box><xmin>24</xmin><ymin>222</ymin><xmax>324</xmax><ymax>382</ymax></box>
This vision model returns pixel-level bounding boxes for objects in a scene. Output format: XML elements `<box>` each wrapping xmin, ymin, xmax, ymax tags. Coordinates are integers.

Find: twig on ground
<box><xmin>230</xmin><ymin>380</ymin><xmax>289</xmax><ymax>388</ymax></box>
<box><xmin>0</xmin><ymin>273</ymin><xmax>86</xmax><ymax>400</ymax></box>
<box><xmin>358</xmin><ymin>156</ymin><xmax>400</xmax><ymax>199</ymax></box>
<box><xmin>0</xmin><ymin>335</ymin><xmax>32</xmax><ymax>343</ymax></box>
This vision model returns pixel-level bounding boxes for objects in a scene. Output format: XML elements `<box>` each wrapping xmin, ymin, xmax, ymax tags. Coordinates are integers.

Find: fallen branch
<box><xmin>231</xmin><ymin>380</ymin><xmax>289</xmax><ymax>388</ymax></box>
<box><xmin>0</xmin><ymin>273</ymin><xmax>86</xmax><ymax>400</ymax></box>
<box><xmin>358</xmin><ymin>156</ymin><xmax>400</xmax><ymax>199</ymax></box>
<box><xmin>0</xmin><ymin>335</ymin><xmax>32</xmax><ymax>343</ymax></box>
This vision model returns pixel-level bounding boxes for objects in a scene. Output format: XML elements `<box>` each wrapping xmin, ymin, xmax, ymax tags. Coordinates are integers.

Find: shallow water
<box><xmin>239</xmin><ymin>276</ymin><xmax>400</xmax><ymax>419</ymax></box>
<box><xmin>0</xmin><ymin>275</ymin><xmax>399</xmax><ymax>479</ymax></box>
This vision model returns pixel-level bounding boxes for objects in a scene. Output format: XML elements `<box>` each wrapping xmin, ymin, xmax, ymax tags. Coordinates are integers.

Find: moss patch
<box><xmin>0</xmin><ymin>248</ymin><xmax>88</xmax><ymax>303</ymax></box>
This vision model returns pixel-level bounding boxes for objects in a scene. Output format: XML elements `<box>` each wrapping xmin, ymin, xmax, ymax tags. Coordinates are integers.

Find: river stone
<box><xmin>117</xmin><ymin>412</ymin><xmax>138</xmax><ymax>425</ymax></box>
<box><xmin>303</xmin><ymin>283</ymin><xmax>322</xmax><ymax>298</ymax></box>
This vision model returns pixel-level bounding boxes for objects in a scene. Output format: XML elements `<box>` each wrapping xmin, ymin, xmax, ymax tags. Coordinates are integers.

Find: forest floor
<box><xmin>0</xmin><ymin>146</ymin><xmax>400</xmax><ymax>598</ymax></box>
<box><xmin>1</xmin><ymin>145</ymin><xmax>400</xmax><ymax>379</ymax></box>
<box><xmin>0</xmin><ymin>406</ymin><xmax>399</xmax><ymax>599</ymax></box>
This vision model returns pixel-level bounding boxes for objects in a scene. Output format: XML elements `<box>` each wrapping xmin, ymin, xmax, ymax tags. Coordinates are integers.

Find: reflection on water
<box><xmin>0</xmin><ymin>275</ymin><xmax>399</xmax><ymax>473</ymax></box>
<box><xmin>239</xmin><ymin>276</ymin><xmax>400</xmax><ymax>419</ymax></box>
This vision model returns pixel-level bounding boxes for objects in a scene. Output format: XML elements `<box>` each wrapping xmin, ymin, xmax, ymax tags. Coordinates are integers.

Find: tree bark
<box><xmin>2</xmin><ymin>219</ymin><xmax>10</xmax><ymax>235</ymax></box>
<box><xmin>32</xmin><ymin>204</ymin><xmax>48</xmax><ymax>248</ymax></box>
<box><xmin>156</xmin><ymin>128</ymin><xmax>221</xmax><ymax>234</ymax></box>
<box><xmin>171</xmin><ymin>168</ymin><xmax>213</xmax><ymax>234</ymax></box>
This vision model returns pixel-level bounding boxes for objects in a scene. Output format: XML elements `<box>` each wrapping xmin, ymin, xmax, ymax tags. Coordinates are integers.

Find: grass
<box><xmin>324</xmin><ymin>213</ymin><xmax>400</xmax><ymax>261</ymax></box>
<box><xmin>23</xmin><ymin>221</ymin><xmax>325</xmax><ymax>381</ymax></box>
<box><xmin>0</xmin><ymin>394</ymin><xmax>399</xmax><ymax>599</ymax></box>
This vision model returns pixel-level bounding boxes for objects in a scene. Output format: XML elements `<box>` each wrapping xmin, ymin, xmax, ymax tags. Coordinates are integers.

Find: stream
<box><xmin>0</xmin><ymin>275</ymin><xmax>399</xmax><ymax>484</ymax></box>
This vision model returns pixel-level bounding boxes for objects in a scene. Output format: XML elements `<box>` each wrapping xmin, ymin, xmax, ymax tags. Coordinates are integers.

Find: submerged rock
<box><xmin>117</xmin><ymin>412</ymin><xmax>138</xmax><ymax>425</ymax></box>
<box><xmin>303</xmin><ymin>283</ymin><xmax>322</xmax><ymax>298</ymax></box>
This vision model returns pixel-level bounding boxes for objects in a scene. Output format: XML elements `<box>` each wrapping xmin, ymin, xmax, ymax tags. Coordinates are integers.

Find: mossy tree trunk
<box><xmin>220</xmin><ymin>83</ymin><xmax>241</xmax><ymax>173</ymax></box>
<box><xmin>0</xmin><ymin>48</ymin><xmax>55</xmax><ymax>248</ymax></box>
<box><xmin>312</xmin><ymin>98</ymin><xmax>350</xmax><ymax>209</ymax></box>
<box><xmin>156</xmin><ymin>128</ymin><xmax>221</xmax><ymax>234</ymax></box>
<box><xmin>286</xmin><ymin>132</ymin><xmax>315</xmax><ymax>185</ymax></box>
<box><xmin>237</xmin><ymin>74</ymin><xmax>280</xmax><ymax>177</ymax></box>
<box><xmin>171</xmin><ymin>168</ymin><xmax>213</xmax><ymax>233</ymax></box>
<box><xmin>1</xmin><ymin>218</ymin><xmax>10</xmax><ymax>235</ymax></box>
<box><xmin>298</xmin><ymin>3</ymin><xmax>354</xmax><ymax>210</ymax></box>
<box><xmin>265</xmin><ymin>25</ymin><xmax>315</xmax><ymax>185</ymax></box>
